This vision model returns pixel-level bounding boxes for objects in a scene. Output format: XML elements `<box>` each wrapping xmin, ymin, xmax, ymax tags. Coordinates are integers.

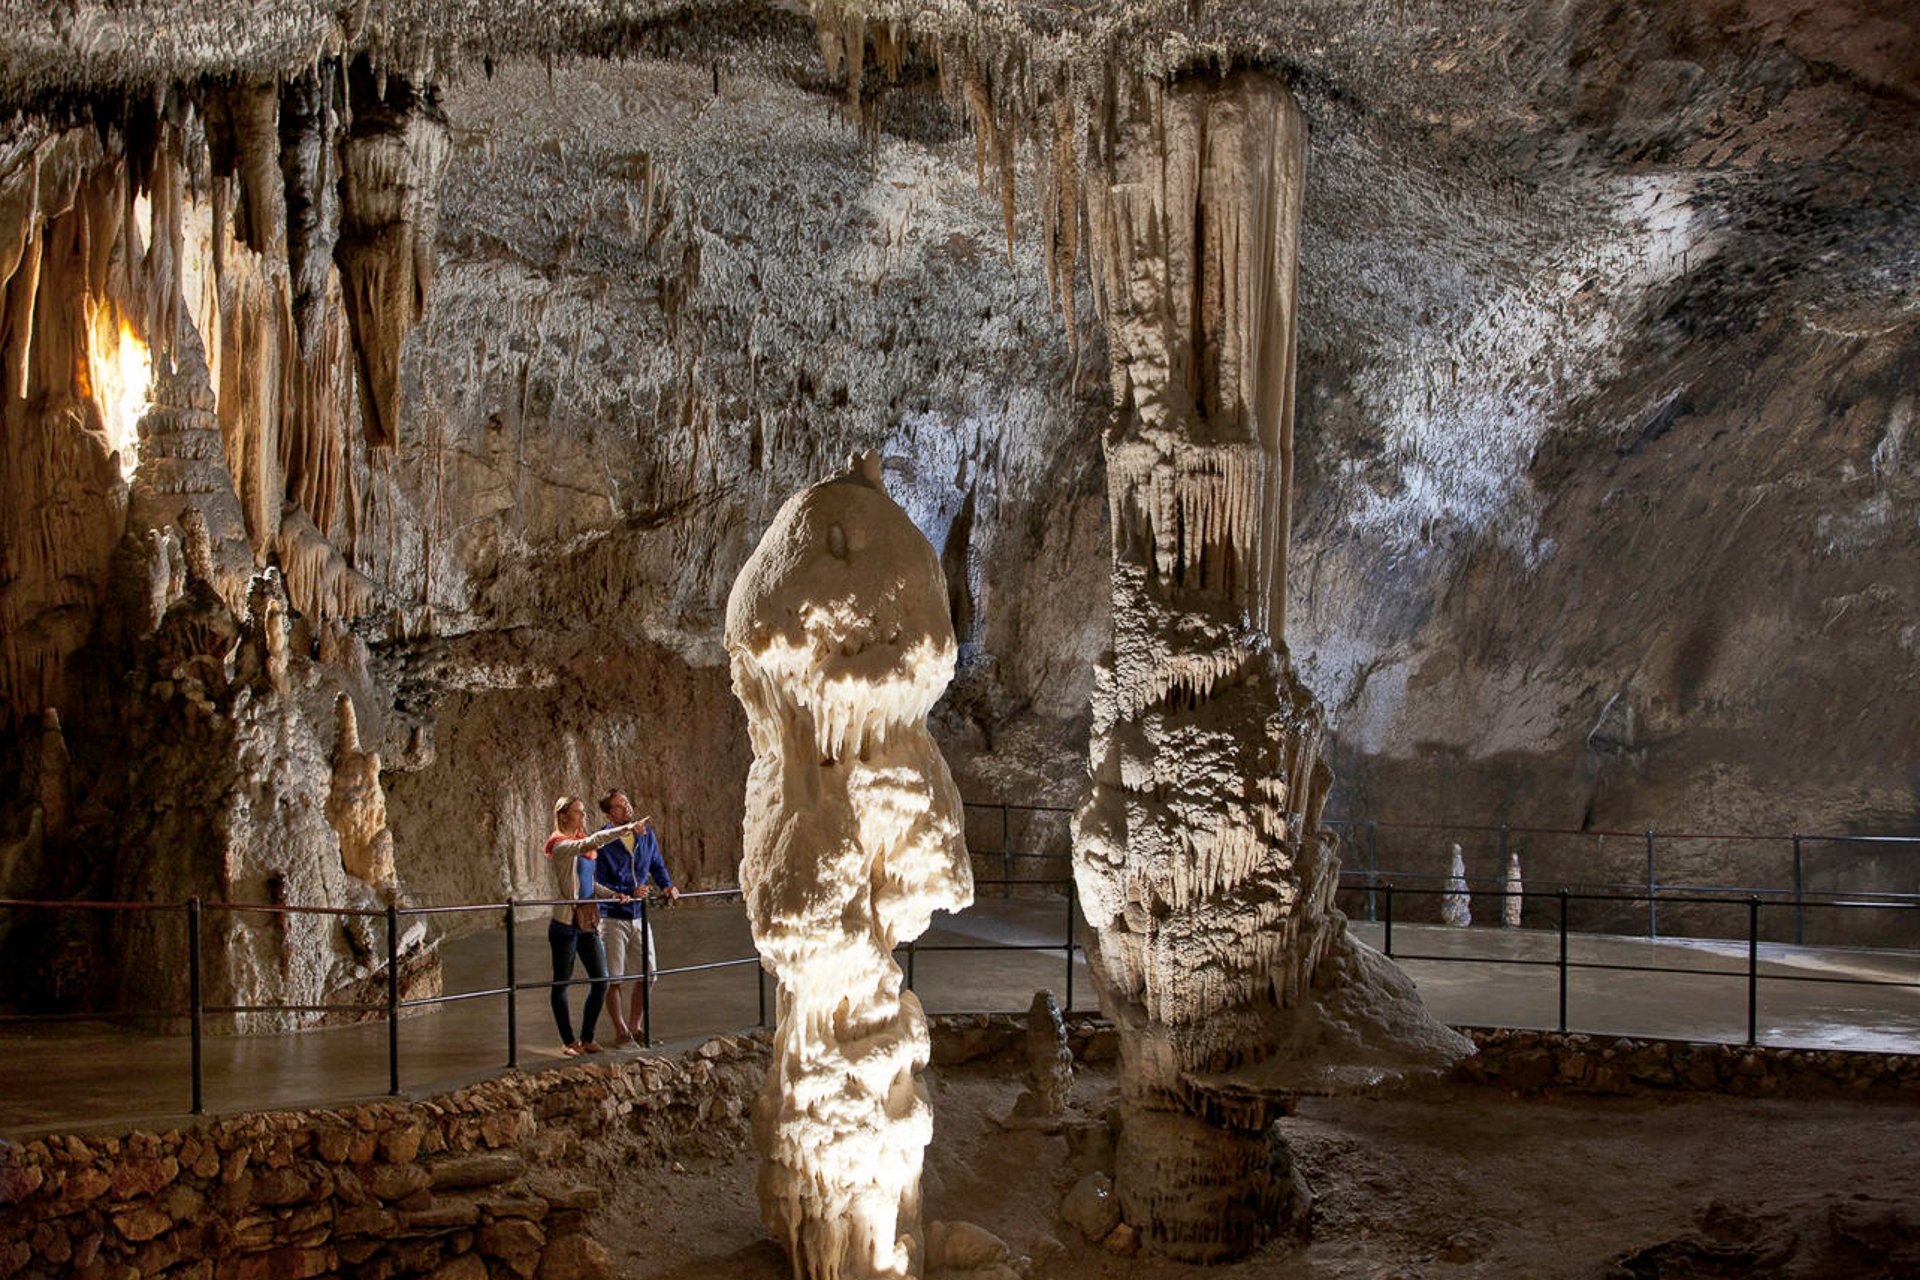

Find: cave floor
<box><xmin>1</xmin><ymin>899</ymin><xmax>1914</xmax><ymax>1138</ymax></box>
<box><xmin>620</xmin><ymin>1063</ymin><xmax>1920</xmax><ymax>1280</ymax></box>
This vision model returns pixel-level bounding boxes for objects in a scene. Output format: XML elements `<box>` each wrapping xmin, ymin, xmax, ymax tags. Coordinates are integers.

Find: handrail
<box><xmin>2</xmin><ymin>848</ymin><xmax>1914</xmax><ymax>1127</ymax></box>
<box><xmin>1363</xmin><ymin>880</ymin><xmax>1920</xmax><ymax>1046</ymax></box>
<box><xmin>1322</xmin><ymin>816</ymin><xmax>1919</xmax><ymax>844</ymax></box>
<box><xmin>1325</xmin><ymin>816</ymin><xmax>1920</xmax><ymax>945</ymax></box>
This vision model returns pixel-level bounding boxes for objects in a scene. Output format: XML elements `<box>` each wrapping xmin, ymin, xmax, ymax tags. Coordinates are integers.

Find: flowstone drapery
<box><xmin>726</xmin><ymin>452</ymin><xmax>972</xmax><ymax>1280</ymax></box>
<box><xmin>1072</xmin><ymin>72</ymin><xmax>1470</xmax><ymax>1262</ymax></box>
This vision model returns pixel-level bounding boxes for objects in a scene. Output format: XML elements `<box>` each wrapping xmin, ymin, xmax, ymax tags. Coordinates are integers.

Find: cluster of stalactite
<box><xmin>804</xmin><ymin>1</ymin><xmax>1302</xmax><ymax>635</ymax></box>
<box><xmin>0</xmin><ymin>59</ymin><xmax>446</xmax><ymax>723</ymax></box>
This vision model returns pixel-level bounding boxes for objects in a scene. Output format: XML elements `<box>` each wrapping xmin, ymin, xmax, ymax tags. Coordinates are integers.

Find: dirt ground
<box><xmin>593</xmin><ymin>1061</ymin><xmax>1920</xmax><ymax>1279</ymax></box>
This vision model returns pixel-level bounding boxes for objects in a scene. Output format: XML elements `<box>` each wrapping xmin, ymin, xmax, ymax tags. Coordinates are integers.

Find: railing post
<box><xmin>1383</xmin><ymin>882</ymin><xmax>1394</xmax><ymax>958</ymax></box>
<box><xmin>1645</xmin><ymin>830</ymin><xmax>1657</xmax><ymax>940</ymax></box>
<box><xmin>640</xmin><ymin>897</ymin><xmax>653</xmax><ymax>1049</ymax></box>
<box><xmin>1002</xmin><ymin>805</ymin><xmax>1012</xmax><ymax>902</ymax></box>
<box><xmin>1791</xmin><ymin>835</ymin><xmax>1804</xmax><ymax>946</ymax></box>
<box><xmin>188</xmin><ymin>897</ymin><xmax>204</xmax><ymax>1116</ymax></box>
<box><xmin>1064</xmin><ymin>882</ymin><xmax>1076</xmax><ymax>1012</ymax></box>
<box><xmin>1498</xmin><ymin>825</ymin><xmax>1510</xmax><ymax>925</ymax></box>
<box><xmin>1366</xmin><ymin>821</ymin><xmax>1379</xmax><ymax>923</ymax></box>
<box><xmin>504</xmin><ymin>898</ymin><xmax>518</xmax><ymax>1069</ymax></box>
<box><xmin>1557</xmin><ymin>889</ymin><xmax>1570</xmax><ymax>1034</ymax></box>
<box><xmin>757</xmin><ymin>963</ymin><xmax>768</xmax><ymax>1029</ymax></box>
<box><xmin>906</xmin><ymin>936</ymin><xmax>918</xmax><ymax>991</ymax></box>
<box><xmin>386</xmin><ymin>902</ymin><xmax>401</xmax><ymax>1096</ymax></box>
<box><xmin>1747</xmin><ymin>895</ymin><xmax>1760</xmax><ymax>1046</ymax></box>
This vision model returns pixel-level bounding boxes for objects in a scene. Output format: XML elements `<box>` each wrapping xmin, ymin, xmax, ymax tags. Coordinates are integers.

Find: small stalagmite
<box><xmin>1014</xmin><ymin>989</ymin><xmax>1074</xmax><ymax>1120</ymax></box>
<box><xmin>1442</xmin><ymin>845</ymin><xmax>1471</xmax><ymax>927</ymax></box>
<box><xmin>725</xmin><ymin>451</ymin><xmax>972</xmax><ymax>1280</ymax></box>
<box><xmin>326</xmin><ymin>692</ymin><xmax>396</xmax><ymax>890</ymax></box>
<box><xmin>1505</xmin><ymin>852</ymin><xmax>1524</xmax><ymax>928</ymax></box>
<box><xmin>126</xmin><ymin>326</ymin><xmax>255</xmax><ymax>615</ymax></box>
<box><xmin>36</xmin><ymin>708</ymin><xmax>72</xmax><ymax>832</ymax></box>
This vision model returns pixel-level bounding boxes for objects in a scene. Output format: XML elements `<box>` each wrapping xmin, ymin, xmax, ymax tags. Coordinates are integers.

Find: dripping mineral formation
<box><xmin>726</xmin><ymin>451</ymin><xmax>973</xmax><ymax>1280</ymax></box>
<box><xmin>1070</xmin><ymin>72</ymin><xmax>1472</xmax><ymax>1262</ymax></box>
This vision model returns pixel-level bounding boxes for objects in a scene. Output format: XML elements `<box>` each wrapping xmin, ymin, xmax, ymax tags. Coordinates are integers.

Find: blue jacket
<box><xmin>594</xmin><ymin>826</ymin><xmax>673</xmax><ymax>920</ymax></box>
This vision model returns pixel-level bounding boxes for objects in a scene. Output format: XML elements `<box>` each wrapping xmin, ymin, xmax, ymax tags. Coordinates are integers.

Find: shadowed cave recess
<box><xmin>0</xmin><ymin>0</ymin><xmax>1916</xmax><ymax>1268</ymax></box>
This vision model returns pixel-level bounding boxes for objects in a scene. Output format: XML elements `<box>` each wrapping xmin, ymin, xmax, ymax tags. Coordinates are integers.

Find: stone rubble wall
<box><xmin>4</xmin><ymin>1019</ymin><xmax>1915</xmax><ymax>1280</ymax></box>
<box><xmin>0</xmin><ymin>1035</ymin><xmax>767</xmax><ymax>1280</ymax></box>
<box><xmin>1458</xmin><ymin>1028</ymin><xmax>1920</xmax><ymax>1099</ymax></box>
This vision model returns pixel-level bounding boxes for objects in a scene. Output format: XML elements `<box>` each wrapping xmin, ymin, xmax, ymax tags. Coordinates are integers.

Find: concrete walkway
<box><xmin>1</xmin><ymin>898</ymin><xmax>1912</xmax><ymax>1139</ymax></box>
<box><xmin>1348</xmin><ymin>920</ymin><xmax>1920</xmax><ymax>1053</ymax></box>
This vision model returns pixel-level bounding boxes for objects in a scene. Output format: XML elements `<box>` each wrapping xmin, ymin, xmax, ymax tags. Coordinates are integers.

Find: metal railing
<box><xmin>962</xmin><ymin>801</ymin><xmax>1074</xmax><ymax>898</ymax></box>
<box><xmin>6</xmin><ymin>808</ymin><xmax>1917</xmax><ymax>1124</ymax></box>
<box><xmin>1325</xmin><ymin>817</ymin><xmax>1920</xmax><ymax>946</ymax></box>
<box><xmin>1357</xmin><ymin>878</ymin><xmax>1920</xmax><ymax>1045</ymax></box>
<box><xmin>0</xmin><ymin>876</ymin><xmax>1082</xmax><ymax>1122</ymax></box>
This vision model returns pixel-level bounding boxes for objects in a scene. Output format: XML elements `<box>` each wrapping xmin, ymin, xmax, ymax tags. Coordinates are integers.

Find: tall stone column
<box><xmin>1072</xmin><ymin>72</ymin><xmax>1466</xmax><ymax>1262</ymax></box>
<box><xmin>726</xmin><ymin>453</ymin><xmax>973</xmax><ymax>1280</ymax></box>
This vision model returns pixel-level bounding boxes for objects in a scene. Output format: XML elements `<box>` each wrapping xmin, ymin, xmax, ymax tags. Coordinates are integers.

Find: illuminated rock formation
<box><xmin>1071</xmin><ymin>72</ymin><xmax>1470</xmax><ymax>1262</ymax></box>
<box><xmin>328</xmin><ymin>692</ymin><xmax>398</xmax><ymax>890</ymax></box>
<box><xmin>337</xmin><ymin>61</ymin><xmax>449</xmax><ymax>448</ymax></box>
<box><xmin>726</xmin><ymin>451</ymin><xmax>972</xmax><ymax>1280</ymax></box>
<box><xmin>1442</xmin><ymin>845</ymin><xmax>1472</xmax><ymax>927</ymax></box>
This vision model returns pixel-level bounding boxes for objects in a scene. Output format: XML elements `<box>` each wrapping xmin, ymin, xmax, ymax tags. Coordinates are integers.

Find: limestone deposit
<box><xmin>0</xmin><ymin>1</ymin><xmax>1913</xmax><ymax>1271</ymax></box>
<box><xmin>726</xmin><ymin>453</ymin><xmax>972</xmax><ymax>1280</ymax></box>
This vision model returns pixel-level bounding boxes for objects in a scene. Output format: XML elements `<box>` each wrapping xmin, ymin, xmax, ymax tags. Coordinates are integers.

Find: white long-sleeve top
<box><xmin>543</xmin><ymin>827</ymin><xmax>623</xmax><ymax>927</ymax></box>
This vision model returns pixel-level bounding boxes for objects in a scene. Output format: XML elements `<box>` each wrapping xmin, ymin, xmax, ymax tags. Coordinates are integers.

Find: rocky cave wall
<box><xmin>1267</xmin><ymin>0</ymin><xmax>1920</xmax><ymax>912</ymax></box>
<box><xmin>0</xmin><ymin>7</ymin><xmax>1114</xmax><ymax>1020</ymax></box>
<box><xmin>372</xmin><ymin>29</ymin><xmax>1111</xmax><ymax>903</ymax></box>
<box><xmin>2</xmin><ymin>0</ymin><xmax>1917</xmax><ymax>1015</ymax></box>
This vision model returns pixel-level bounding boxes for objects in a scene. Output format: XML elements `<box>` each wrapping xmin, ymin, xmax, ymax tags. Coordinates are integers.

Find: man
<box><xmin>594</xmin><ymin>789</ymin><xmax>680</xmax><ymax>1047</ymax></box>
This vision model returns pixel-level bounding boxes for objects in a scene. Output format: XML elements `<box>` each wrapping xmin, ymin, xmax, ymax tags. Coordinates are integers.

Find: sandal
<box><xmin>562</xmin><ymin>1042</ymin><xmax>585</xmax><ymax>1057</ymax></box>
<box><xmin>581</xmin><ymin>1041</ymin><xmax>605</xmax><ymax>1054</ymax></box>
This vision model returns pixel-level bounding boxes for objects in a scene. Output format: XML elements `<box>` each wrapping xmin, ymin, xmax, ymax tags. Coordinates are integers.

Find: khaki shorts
<box><xmin>602</xmin><ymin>915</ymin><xmax>655</xmax><ymax>982</ymax></box>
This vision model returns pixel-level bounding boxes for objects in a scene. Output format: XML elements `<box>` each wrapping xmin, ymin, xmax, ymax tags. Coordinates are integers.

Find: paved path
<box><xmin>1</xmin><ymin>899</ymin><xmax>1912</xmax><ymax>1138</ymax></box>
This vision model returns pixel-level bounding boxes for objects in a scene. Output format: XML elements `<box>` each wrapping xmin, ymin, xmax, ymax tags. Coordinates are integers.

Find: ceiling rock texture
<box><xmin>0</xmin><ymin>0</ymin><xmax>1915</xmax><ymax>1035</ymax></box>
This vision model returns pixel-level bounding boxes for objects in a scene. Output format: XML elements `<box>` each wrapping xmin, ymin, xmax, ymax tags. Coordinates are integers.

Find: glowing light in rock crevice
<box><xmin>94</xmin><ymin>317</ymin><xmax>152</xmax><ymax>482</ymax></box>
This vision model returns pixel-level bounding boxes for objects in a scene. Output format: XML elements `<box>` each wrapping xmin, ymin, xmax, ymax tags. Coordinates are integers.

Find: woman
<box><xmin>544</xmin><ymin>795</ymin><xmax>638</xmax><ymax>1055</ymax></box>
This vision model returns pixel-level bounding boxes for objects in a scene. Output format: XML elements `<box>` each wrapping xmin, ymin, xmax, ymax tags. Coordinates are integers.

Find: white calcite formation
<box><xmin>1505</xmin><ymin>852</ymin><xmax>1525</xmax><ymax>928</ymax></box>
<box><xmin>1071</xmin><ymin>72</ymin><xmax>1470</xmax><ymax>1262</ymax></box>
<box><xmin>1442</xmin><ymin>845</ymin><xmax>1472</xmax><ymax>927</ymax></box>
<box><xmin>327</xmin><ymin>692</ymin><xmax>398</xmax><ymax>890</ymax></box>
<box><xmin>726</xmin><ymin>452</ymin><xmax>973</xmax><ymax>1280</ymax></box>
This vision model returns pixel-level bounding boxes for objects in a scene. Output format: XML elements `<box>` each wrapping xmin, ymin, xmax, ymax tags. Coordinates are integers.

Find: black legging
<box><xmin>547</xmin><ymin>918</ymin><xmax>609</xmax><ymax>1044</ymax></box>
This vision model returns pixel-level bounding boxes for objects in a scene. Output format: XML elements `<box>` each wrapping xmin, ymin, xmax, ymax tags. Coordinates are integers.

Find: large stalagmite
<box><xmin>1072</xmin><ymin>72</ymin><xmax>1470</xmax><ymax>1262</ymax></box>
<box><xmin>726</xmin><ymin>452</ymin><xmax>972</xmax><ymax>1280</ymax></box>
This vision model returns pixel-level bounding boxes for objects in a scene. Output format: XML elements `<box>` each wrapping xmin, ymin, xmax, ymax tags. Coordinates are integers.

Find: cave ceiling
<box><xmin>8</xmin><ymin>0</ymin><xmax>1913</xmax><ymax>493</ymax></box>
<box><xmin>8</xmin><ymin>0</ymin><xmax>1908</xmax><ymax>463</ymax></box>
<box><xmin>4</xmin><ymin>0</ymin><xmax>1917</xmax><ymax>845</ymax></box>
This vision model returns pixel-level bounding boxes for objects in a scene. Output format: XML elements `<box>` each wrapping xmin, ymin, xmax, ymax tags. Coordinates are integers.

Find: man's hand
<box><xmin>665</xmin><ymin>885</ymin><xmax>680</xmax><ymax>902</ymax></box>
